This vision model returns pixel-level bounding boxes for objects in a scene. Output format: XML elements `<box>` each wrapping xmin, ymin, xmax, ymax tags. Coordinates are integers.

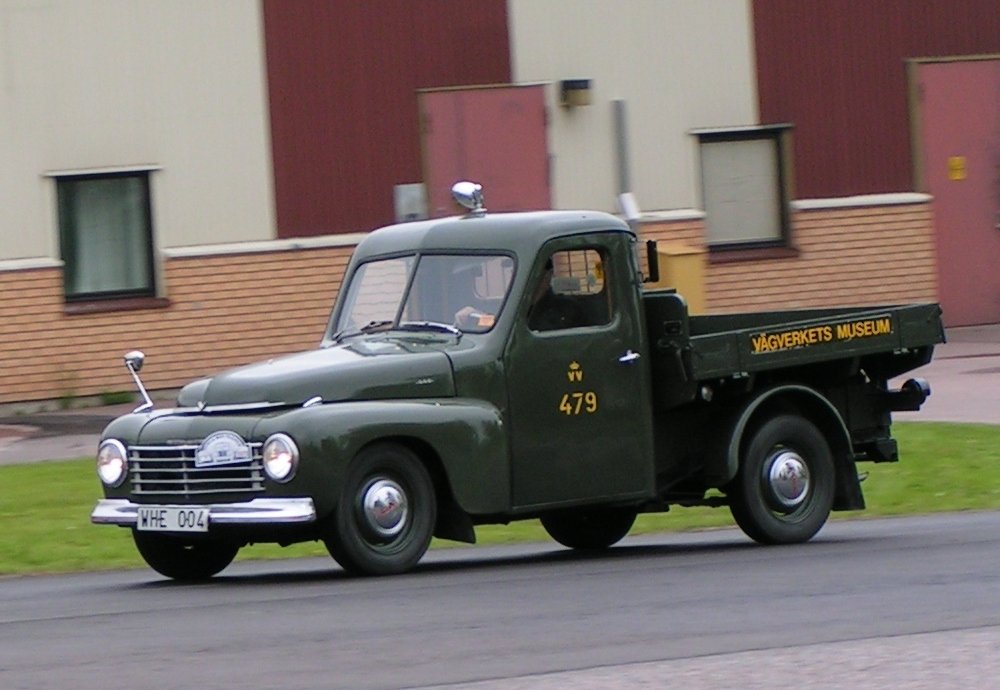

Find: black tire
<box><xmin>132</xmin><ymin>531</ymin><xmax>239</xmax><ymax>581</ymax></box>
<box><xmin>324</xmin><ymin>443</ymin><xmax>436</xmax><ymax>576</ymax></box>
<box><xmin>728</xmin><ymin>414</ymin><xmax>835</xmax><ymax>545</ymax></box>
<box><xmin>540</xmin><ymin>507</ymin><xmax>637</xmax><ymax>550</ymax></box>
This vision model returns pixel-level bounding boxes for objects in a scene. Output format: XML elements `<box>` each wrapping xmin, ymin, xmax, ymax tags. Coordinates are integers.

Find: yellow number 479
<box><xmin>559</xmin><ymin>391</ymin><xmax>598</xmax><ymax>415</ymax></box>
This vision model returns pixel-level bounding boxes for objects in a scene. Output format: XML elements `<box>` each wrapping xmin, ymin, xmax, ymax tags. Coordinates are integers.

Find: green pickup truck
<box><xmin>91</xmin><ymin>182</ymin><xmax>945</xmax><ymax>580</ymax></box>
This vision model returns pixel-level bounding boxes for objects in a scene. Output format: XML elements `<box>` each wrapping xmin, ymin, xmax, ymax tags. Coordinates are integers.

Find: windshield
<box><xmin>333</xmin><ymin>253</ymin><xmax>515</xmax><ymax>337</ymax></box>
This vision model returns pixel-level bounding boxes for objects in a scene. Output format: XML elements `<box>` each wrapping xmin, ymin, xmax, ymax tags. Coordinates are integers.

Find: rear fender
<box><xmin>716</xmin><ymin>385</ymin><xmax>862</xmax><ymax>510</ymax></box>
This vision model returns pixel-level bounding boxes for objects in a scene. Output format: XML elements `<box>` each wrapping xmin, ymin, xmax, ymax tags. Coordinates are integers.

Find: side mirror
<box><xmin>123</xmin><ymin>350</ymin><xmax>154</xmax><ymax>413</ymax></box>
<box><xmin>644</xmin><ymin>240</ymin><xmax>660</xmax><ymax>284</ymax></box>
<box><xmin>124</xmin><ymin>350</ymin><xmax>145</xmax><ymax>373</ymax></box>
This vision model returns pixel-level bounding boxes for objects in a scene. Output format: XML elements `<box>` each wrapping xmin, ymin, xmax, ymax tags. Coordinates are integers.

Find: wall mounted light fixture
<box><xmin>560</xmin><ymin>79</ymin><xmax>592</xmax><ymax>107</ymax></box>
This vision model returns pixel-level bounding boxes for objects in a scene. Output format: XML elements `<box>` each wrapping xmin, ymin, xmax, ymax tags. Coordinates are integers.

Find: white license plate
<box><xmin>136</xmin><ymin>506</ymin><xmax>210</xmax><ymax>533</ymax></box>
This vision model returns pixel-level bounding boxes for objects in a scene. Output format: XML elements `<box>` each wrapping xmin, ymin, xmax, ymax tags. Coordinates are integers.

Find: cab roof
<box><xmin>352</xmin><ymin>209</ymin><xmax>633</xmax><ymax>262</ymax></box>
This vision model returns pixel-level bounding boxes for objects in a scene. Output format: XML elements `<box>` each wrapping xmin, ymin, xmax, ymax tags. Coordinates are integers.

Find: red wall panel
<box><xmin>917</xmin><ymin>60</ymin><xmax>1000</xmax><ymax>325</ymax></box>
<box><xmin>262</xmin><ymin>1</ymin><xmax>511</xmax><ymax>237</ymax></box>
<box><xmin>753</xmin><ymin>0</ymin><xmax>1000</xmax><ymax>198</ymax></box>
<box><xmin>419</xmin><ymin>85</ymin><xmax>550</xmax><ymax>216</ymax></box>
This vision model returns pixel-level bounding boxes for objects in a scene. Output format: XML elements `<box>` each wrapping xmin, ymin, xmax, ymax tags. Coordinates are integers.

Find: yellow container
<box><xmin>650</xmin><ymin>243</ymin><xmax>707</xmax><ymax>314</ymax></box>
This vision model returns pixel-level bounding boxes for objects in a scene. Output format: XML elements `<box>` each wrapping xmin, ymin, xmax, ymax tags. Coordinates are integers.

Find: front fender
<box><xmin>253</xmin><ymin>399</ymin><xmax>509</xmax><ymax>518</ymax></box>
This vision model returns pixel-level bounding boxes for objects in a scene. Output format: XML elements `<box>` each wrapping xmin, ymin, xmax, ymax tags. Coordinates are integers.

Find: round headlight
<box><xmin>262</xmin><ymin>433</ymin><xmax>299</xmax><ymax>483</ymax></box>
<box><xmin>97</xmin><ymin>439</ymin><xmax>128</xmax><ymax>488</ymax></box>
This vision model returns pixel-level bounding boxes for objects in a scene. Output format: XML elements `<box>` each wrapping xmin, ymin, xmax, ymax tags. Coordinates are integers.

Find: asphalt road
<box><xmin>2</xmin><ymin>512</ymin><xmax>999</xmax><ymax>690</ymax></box>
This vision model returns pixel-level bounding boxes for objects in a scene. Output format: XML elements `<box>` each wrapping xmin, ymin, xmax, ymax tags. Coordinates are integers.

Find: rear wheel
<box><xmin>324</xmin><ymin>443</ymin><xmax>436</xmax><ymax>576</ymax></box>
<box><xmin>728</xmin><ymin>414</ymin><xmax>835</xmax><ymax>544</ymax></box>
<box><xmin>132</xmin><ymin>531</ymin><xmax>239</xmax><ymax>580</ymax></box>
<box><xmin>540</xmin><ymin>507</ymin><xmax>637</xmax><ymax>550</ymax></box>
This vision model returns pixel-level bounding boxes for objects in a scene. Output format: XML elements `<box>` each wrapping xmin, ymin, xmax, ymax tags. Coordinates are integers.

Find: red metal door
<box><xmin>916</xmin><ymin>59</ymin><xmax>1000</xmax><ymax>326</ymax></box>
<box><xmin>419</xmin><ymin>84</ymin><xmax>550</xmax><ymax>217</ymax></box>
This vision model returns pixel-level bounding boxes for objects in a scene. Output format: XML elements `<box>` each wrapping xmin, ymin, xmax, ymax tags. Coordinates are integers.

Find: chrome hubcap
<box><xmin>360</xmin><ymin>478</ymin><xmax>408</xmax><ymax>540</ymax></box>
<box><xmin>766</xmin><ymin>450</ymin><xmax>810</xmax><ymax>510</ymax></box>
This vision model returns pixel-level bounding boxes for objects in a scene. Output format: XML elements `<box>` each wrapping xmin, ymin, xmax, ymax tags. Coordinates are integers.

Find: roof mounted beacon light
<box><xmin>451</xmin><ymin>181</ymin><xmax>486</xmax><ymax>216</ymax></box>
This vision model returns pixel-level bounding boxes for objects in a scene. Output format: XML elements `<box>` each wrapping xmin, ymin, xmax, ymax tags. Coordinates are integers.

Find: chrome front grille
<box><xmin>128</xmin><ymin>442</ymin><xmax>265</xmax><ymax>499</ymax></box>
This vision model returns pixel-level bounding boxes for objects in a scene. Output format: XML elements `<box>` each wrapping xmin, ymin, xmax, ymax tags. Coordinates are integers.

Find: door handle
<box><xmin>618</xmin><ymin>349</ymin><xmax>641</xmax><ymax>364</ymax></box>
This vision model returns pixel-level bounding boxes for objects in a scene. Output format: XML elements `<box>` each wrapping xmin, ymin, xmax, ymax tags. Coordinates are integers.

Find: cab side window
<box><xmin>528</xmin><ymin>248</ymin><xmax>611</xmax><ymax>332</ymax></box>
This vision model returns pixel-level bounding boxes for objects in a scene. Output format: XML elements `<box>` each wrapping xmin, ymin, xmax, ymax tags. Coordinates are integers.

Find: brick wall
<box><xmin>0</xmin><ymin>200</ymin><xmax>938</xmax><ymax>405</ymax></box>
<box><xmin>0</xmin><ymin>246</ymin><xmax>353</xmax><ymax>405</ymax></box>
<box><xmin>640</xmin><ymin>201</ymin><xmax>937</xmax><ymax>313</ymax></box>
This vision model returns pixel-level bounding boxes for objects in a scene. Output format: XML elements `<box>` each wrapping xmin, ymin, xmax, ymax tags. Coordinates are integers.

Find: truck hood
<box><xmin>184</xmin><ymin>338</ymin><xmax>456</xmax><ymax>408</ymax></box>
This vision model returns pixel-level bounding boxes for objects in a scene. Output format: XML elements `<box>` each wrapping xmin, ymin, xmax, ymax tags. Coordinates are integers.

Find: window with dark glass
<box><xmin>57</xmin><ymin>171</ymin><xmax>155</xmax><ymax>300</ymax></box>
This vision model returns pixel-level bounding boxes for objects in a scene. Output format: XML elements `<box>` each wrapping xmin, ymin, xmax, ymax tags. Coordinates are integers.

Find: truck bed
<box><xmin>689</xmin><ymin>303</ymin><xmax>944</xmax><ymax>379</ymax></box>
<box><xmin>642</xmin><ymin>292</ymin><xmax>945</xmax><ymax>383</ymax></box>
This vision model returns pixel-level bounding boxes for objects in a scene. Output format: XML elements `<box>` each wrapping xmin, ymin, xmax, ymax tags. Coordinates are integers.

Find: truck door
<box><xmin>504</xmin><ymin>233</ymin><xmax>655</xmax><ymax>509</ymax></box>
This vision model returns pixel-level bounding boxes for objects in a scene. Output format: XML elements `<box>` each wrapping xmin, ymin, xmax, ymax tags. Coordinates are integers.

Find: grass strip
<box><xmin>1</xmin><ymin>422</ymin><xmax>998</xmax><ymax>576</ymax></box>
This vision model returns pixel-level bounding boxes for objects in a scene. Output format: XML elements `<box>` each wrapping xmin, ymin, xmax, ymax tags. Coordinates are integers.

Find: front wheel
<box><xmin>132</xmin><ymin>531</ymin><xmax>239</xmax><ymax>580</ymax></box>
<box><xmin>324</xmin><ymin>443</ymin><xmax>437</xmax><ymax>576</ymax></box>
<box><xmin>540</xmin><ymin>507</ymin><xmax>637</xmax><ymax>550</ymax></box>
<box><xmin>728</xmin><ymin>414</ymin><xmax>835</xmax><ymax>545</ymax></box>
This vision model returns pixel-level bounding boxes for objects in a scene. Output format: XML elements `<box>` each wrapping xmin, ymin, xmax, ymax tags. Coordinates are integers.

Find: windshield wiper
<box><xmin>333</xmin><ymin>319</ymin><xmax>395</xmax><ymax>342</ymax></box>
<box><xmin>335</xmin><ymin>319</ymin><xmax>462</xmax><ymax>343</ymax></box>
<box><xmin>398</xmin><ymin>321</ymin><xmax>462</xmax><ymax>337</ymax></box>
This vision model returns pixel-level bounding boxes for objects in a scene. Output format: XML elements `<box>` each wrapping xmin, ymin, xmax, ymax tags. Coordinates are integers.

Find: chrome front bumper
<box><xmin>91</xmin><ymin>497</ymin><xmax>317</xmax><ymax>527</ymax></box>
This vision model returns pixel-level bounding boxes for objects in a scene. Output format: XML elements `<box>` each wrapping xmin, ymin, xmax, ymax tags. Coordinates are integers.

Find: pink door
<box><xmin>418</xmin><ymin>84</ymin><xmax>550</xmax><ymax>217</ymax></box>
<box><xmin>916</xmin><ymin>59</ymin><xmax>1000</xmax><ymax>326</ymax></box>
